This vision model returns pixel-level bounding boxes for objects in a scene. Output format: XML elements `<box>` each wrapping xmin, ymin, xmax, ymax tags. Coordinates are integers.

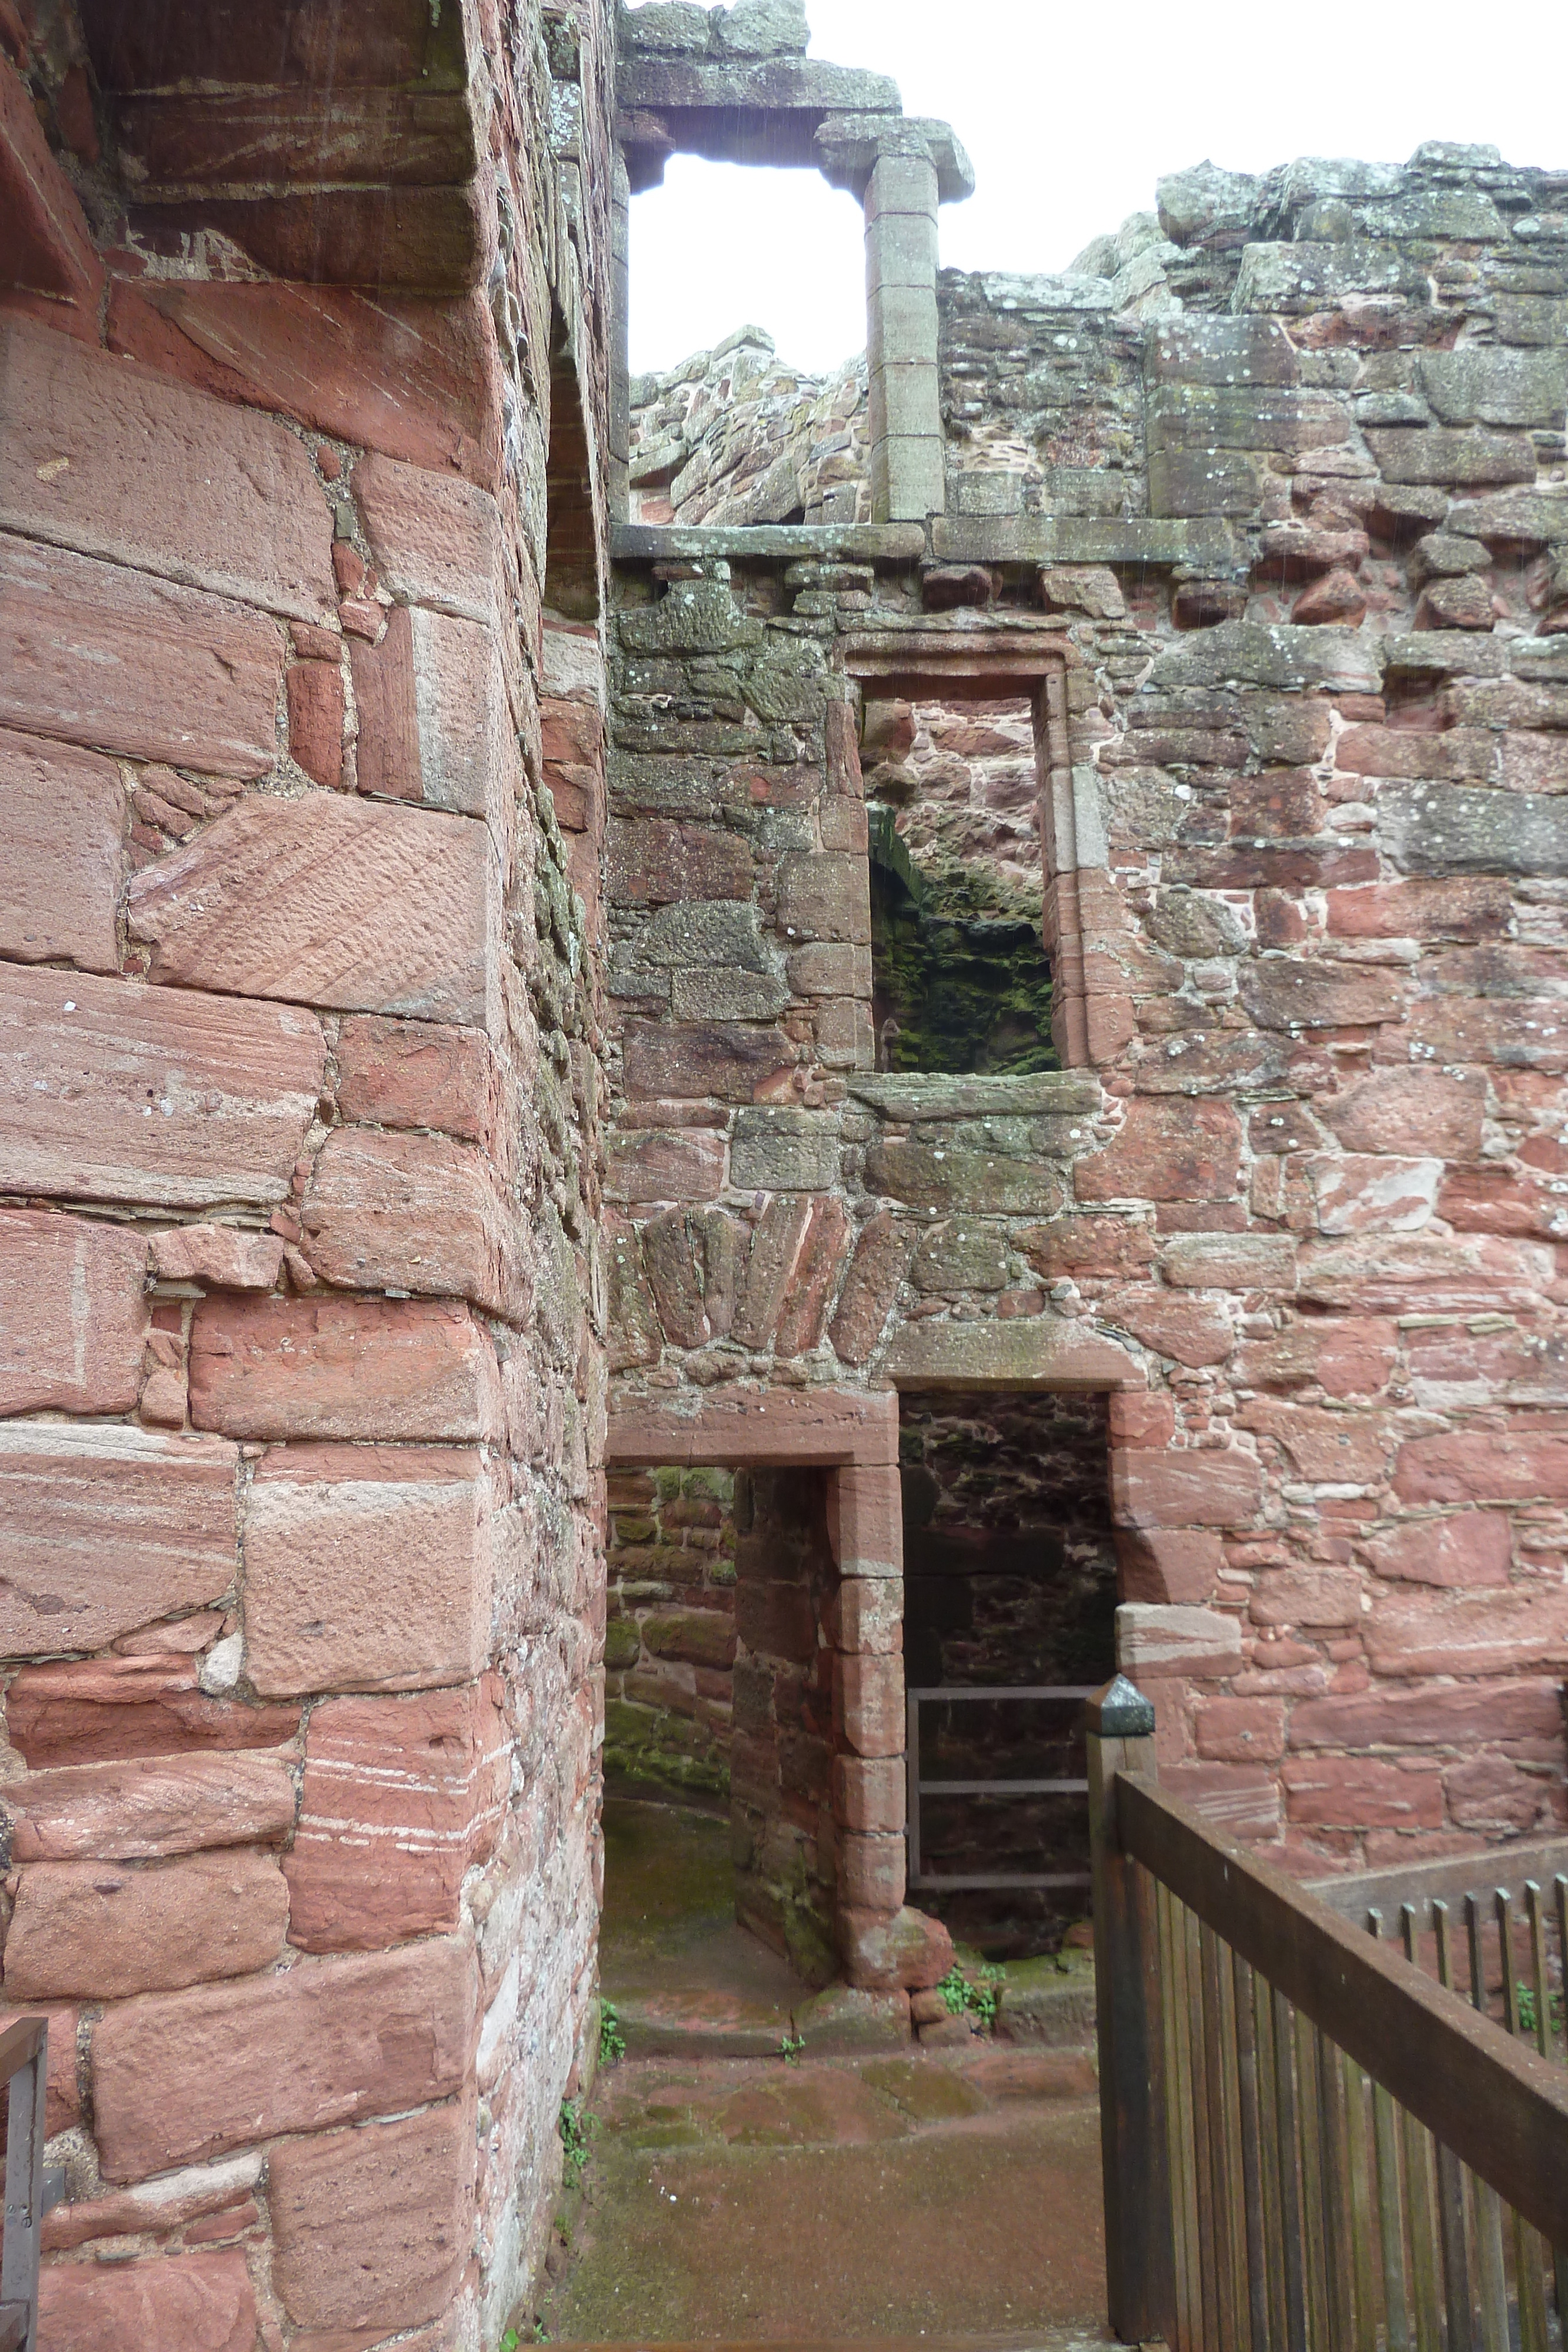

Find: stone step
<box><xmin>563</xmin><ymin>2336</ymin><xmax>1116</xmax><ymax>2350</ymax></box>
<box><xmin>614</xmin><ymin>1982</ymin><xmax>912</xmax><ymax>2060</ymax></box>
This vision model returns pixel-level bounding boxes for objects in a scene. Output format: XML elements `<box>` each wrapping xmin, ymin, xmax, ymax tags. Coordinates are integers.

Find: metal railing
<box><xmin>0</xmin><ymin>2016</ymin><xmax>51</xmax><ymax>2352</ymax></box>
<box><xmin>1088</xmin><ymin>1676</ymin><xmax>1568</xmax><ymax>2352</ymax></box>
<box><xmin>905</xmin><ymin>1682</ymin><xmax>1096</xmax><ymax>1893</ymax></box>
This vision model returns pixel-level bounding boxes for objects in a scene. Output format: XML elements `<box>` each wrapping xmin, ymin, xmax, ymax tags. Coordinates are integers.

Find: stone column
<box><xmin>609</xmin><ymin>150</ymin><xmax>631</xmax><ymax>519</ymax></box>
<box><xmin>864</xmin><ymin>141</ymin><xmax>945</xmax><ymax>524</ymax></box>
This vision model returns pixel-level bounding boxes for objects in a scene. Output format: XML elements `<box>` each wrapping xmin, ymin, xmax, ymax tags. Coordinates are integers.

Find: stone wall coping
<box><xmin>607</xmin><ymin>1383</ymin><xmax>899</xmax><ymax>1466</ymax></box>
<box><xmin>932</xmin><ymin>516</ymin><xmax>1243</xmax><ymax>569</ymax></box>
<box><xmin>611</xmin><ymin>522</ymin><xmax>926</xmax><ymax>563</ymax></box>
<box><xmin>848</xmin><ymin>1071</ymin><xmax>1102</xmax><ymax>1120</ymax></box>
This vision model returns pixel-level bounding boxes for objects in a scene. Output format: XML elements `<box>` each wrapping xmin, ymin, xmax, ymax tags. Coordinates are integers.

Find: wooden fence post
<box><xmin>1088</xmin><ymin>1673</ymin><xmax>1176</xmax><ymax>2347</ymax></box>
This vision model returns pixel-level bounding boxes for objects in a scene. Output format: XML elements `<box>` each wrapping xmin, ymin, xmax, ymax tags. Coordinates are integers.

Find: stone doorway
<box><xmin>601</xmin><ymin>1456</ymin><xmax>840</xmax><ymax>2039</ymax></box>
<box><xmin>900</xmin><ymin>1387</ymin><xmax>1119</xmax><ymax>1960</ymax></box>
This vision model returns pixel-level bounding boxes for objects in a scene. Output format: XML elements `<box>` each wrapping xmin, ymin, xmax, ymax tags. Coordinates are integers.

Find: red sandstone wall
<box><xmin>0</xmin><ymin>2</ymin><xmax>617</xmax><ymax>2342</ymax></box>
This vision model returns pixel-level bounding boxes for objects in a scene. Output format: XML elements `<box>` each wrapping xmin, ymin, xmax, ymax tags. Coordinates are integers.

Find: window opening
<box><xmin>901</xmin><ymin>1389</ymin><xmax>1117</xmax><ymax>1961</ymax></box>
<box><xmin>544</xmin><ymin>321</ymin><xmax>600</xmax><ymax>623</ymax></box>
<box><xmin>866</xmin><ymin>694</ymin><xmax>1057</xmax><ymax>1075</ymax></box>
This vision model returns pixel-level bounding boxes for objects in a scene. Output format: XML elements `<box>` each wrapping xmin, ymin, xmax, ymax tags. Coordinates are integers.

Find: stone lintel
<box><xmin>884</xmin><ymin>1317</ymin><xmax>1142</xmax><ymax>1392</ymax></box>
<box><xmin>607</xmin><ymin>1383</ymin><xmax>899</xmax><ymax>1468</ymax></box>
<box><xmin>610</xmin><ymin>522</ymin><xmax>927</xmax><ymax>564</ymax></box>
<box><xmin>848</xmin><ymin>1072</ymin><xmax>1103</xmax><ymax>1121</ymax></box>
<box><xmin>931</xmin><ymin>515</ymin><xmax>1243</xmax><ymax>570</ymax></box>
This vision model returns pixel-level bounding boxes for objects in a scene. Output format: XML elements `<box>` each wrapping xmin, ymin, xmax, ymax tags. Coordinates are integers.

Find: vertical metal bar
<box><xmin>1</xmin><ymin>2028</ymin><xmax>48</xmax><ymax>2352</ymax></box>
<box><xmin>1232</xmin><ymin>1952</ymin><xmax>1270</xmax><ymax>2352</ymax></box>
<box><xmin>1499</xmin><ymin>1891</ymin><xmax>1550</xmax><ymax>2352</ymax></box>
<box><xmin>1400</xmin><ymin>1907</ymin><xmax>1443</xmax><ymax>2352</ymax></box>
<box><xmin>905</xmin><ymin>1692</ymin><xmax>921</xmax><ymax>1890</ymax></box>
<box><xmin>1316</xmin><ymin>2021</ymin><xmax>1356</xmax><ymax>2352</ymax></box>
<box><xmin>1085</xmin><ymin>1690</ymin><xmax>1176</xmax><ymax>2346</ymax></box>
<box><xmin>1342</xmin><ymin>2052</ymin><xmax>1379</xmax><ymax>2352</ymax></box>
<box><xmin>1463</xmin><ymin>1896</ymin><xmax>1510</xmax><ymax>2352</ymax></box>
<box><xmin>1432</xmin><ymin>1903</ymin><xmax>1475</xmax><ymax>2352</ymax></box>
<box><xmin>1272</xmin><ymin>1988</ymin><xmax>1309</xmax><ymax>2352</ymax></box>
<box><xmin>1199</xmin><ymin>1921</ymin><xmax>1239</xmax><ymax>2352</ymax></box>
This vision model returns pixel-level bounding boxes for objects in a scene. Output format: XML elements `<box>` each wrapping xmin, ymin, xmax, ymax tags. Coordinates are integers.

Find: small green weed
<box><xmin>937</xmin><ymin>1962</ymin><xmax>1005</xmax><ymax>2029</ymax></box>
<box><xmin>599</xmin><ymin>1997</ymin><xmax>626</xmax><ymax>2067</ymax></box>
<box><xmin>559</xmin><ymin>2099</ymin><xmax>593</xmax><ymax>2185</ymax></box>
<box><xmin>779</xmin><ymin>2013</ymin><xmax>805</xmax><ymax>2063</ymax></box>
<box><xmin>499</xmin><ymin>2331</ymin><xmax>520</xmax><ymax>2352</ymax></box>
<box><xmin>1516</xmin><ymin>1982</ymin><xmax>1564</xmax><ymax>2037</ymax></box>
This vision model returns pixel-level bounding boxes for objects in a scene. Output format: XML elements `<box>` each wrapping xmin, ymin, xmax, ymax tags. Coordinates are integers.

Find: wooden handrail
<box><xmin>1116</xmin><ymin>1770</ymin><xmax>1568</xmax><ymax>2249</ymax></box>
<box><xmin>1306</xmin><ymin>1831</ymin><xmax>1568</xmax><ymax>1922</ymax></box>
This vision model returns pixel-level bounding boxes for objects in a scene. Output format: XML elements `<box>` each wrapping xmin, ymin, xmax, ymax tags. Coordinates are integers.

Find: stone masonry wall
<box><xmin>0</xmin><ymin>2</ymin><xmax>619</xmax><ymax>2345</ymax></box>
<box><xmin>604</xmin><ymin>1464</ymin><xmax>737</xmax><ymax>1802</ymax></box>
<box><xmin>607</xmin><ymin>139</ymin><xmax>1568</xmax><ymax>1902</ymax></box>
<box><xmin>629</xmin><ymin>329</ymin><xmax>870</xmax><ymax>526</ymax></box>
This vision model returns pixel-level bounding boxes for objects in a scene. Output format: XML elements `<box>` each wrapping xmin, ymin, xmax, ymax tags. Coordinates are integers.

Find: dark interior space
<box><xmin>900</xmin><ymin>1389</ymin><xmax>1118</xmax><ymax>1959</ymax></box>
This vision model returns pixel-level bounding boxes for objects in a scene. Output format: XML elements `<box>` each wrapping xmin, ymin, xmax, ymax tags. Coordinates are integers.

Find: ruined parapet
<box><xmin>628</xmin><ymin>327</ymin><xmax>870</xmax><ymax>526</ymax></box>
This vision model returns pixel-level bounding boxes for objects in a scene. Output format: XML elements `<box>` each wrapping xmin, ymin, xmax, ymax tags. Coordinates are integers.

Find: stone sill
<box><xmin>611</xmin><ymin>521</ymin><xmax>925</xmax><ymax>564</ymax></box>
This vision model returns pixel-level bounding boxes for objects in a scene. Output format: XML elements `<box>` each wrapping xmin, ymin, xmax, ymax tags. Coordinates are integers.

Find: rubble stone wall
<box><xmin>0</xmin><ymin>2</ymin><xmax>619</xmax><ymax>2344</ymax></box>
<box><xmin>606</xmin><ymin>139</ymin><xmax>1568</xmax><ymax>1898</ymax></box>
<box><xmin>604</xmin><ymin>1464</ymin><xmax>737</xmax><ymax>1801</ymax></box>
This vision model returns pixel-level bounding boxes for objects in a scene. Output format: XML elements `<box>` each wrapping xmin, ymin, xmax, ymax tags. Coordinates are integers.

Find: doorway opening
<box><xmin>900</xmin><ymin>1388</ymin><xmax>1117</xmax><ymax>1960</ymax></box>
<box><xmin>864</xmin><ymin>693</ymin><xmax>1057</xmax><ymax>1075</ymax></box>
<box><xmin>599</xmin><ymin>1459</ymin><xmax>837</xmax><ymax>2047</ymax></box>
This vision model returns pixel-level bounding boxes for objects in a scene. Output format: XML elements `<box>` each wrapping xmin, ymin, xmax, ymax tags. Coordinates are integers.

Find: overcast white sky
<box><xmin>627</xmin><ymin>0</ymin><xmax>1568</xmax><ymax>379</ymax></box>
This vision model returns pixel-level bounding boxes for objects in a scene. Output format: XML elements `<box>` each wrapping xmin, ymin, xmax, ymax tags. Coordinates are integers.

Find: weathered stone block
<box><xmin>1112</xmin><ymin>1449</ymin><xmax>1265</xmax><ymax>1531</ymax></box>
<box><xmin>127</xmin><ymin>792</ymin><xmax>496</xmax><ymax>1028</ymax></box>
<box><xmin>189</xmin><ymin>1297</ymin><xmax>502</xmax><ymax>1442</ymax></box>
<box><xmin>354</xmin><ymin>450</ymin><xmax>503</xmax><ymax>625</ymax></box>
<box><xmin>840</xmin><ymin>1830</ymin><xmax>906</xmax><ymax>1911</ymax></box>
<box><xmin>0</xmin><ymin>319</ymin><xmax>334</xmax><ymax>621</ymax></box>
<box><xmin>1117</xmin><ymin>1602</ymin><xmax>1243</xmax><ymax>1677</ymax></box>
<box><xmin>1105</xmin><ymin>1290</ymin><xmax>1233</xmax><ymax>1369</ymax></box>
<box><xmin>1366</xmin><ymin>1512</ymin><xmax>1512</xmax><ymax>1586</ymax></box>
<box><xmin>149</xmin><ymin>1226</ymin><xmax>285</xmax><ymax>1291</ymax></box>
<box><xmin>1365</xmin><ymin>427</ymin><xmax>1537</xmax><ymax>487</ymax></box>
<box><xmin>832</xmin><ymin>1754</ymin><xmax>904</xmax><ymax>1833</ymax></box>
<box><xmin>1288</xmin><ymin>1679</ymin><xmax>1561</xmax><ymax>1749</ymax></box>
<box><xmin>841</xmin><ymin>1903</ymin><xmax>952</xmax><ymax>1992</ymax></box>
<box><xmin>1076</xmin><ymin>1097</ymin><xmax>1242</xmax><ymax>1204</ymax></box>
<box><xmin>1238</xmin><ymin>957</ymin><xmax>1406</xmax><ymax>1031</ymax></box>
<box><xmin>37</xmin><ymin>2250</ymin><xmax>256</xmax><ymax>2352</ymax></box>
<box><xmin>92</xmin><ymin>1938</ymin><xmax>476</xmax><ymax>2180</ymax></box>
<box><xmin>607</xmin><ymin>817</ymin><xmax>753</xmax><ymax>904</ymax></box>
<box><xmin>829</xmin><ymin>1210</ymin><xmax>911</xmax><ymax>1366</ymax></box>
<box><xmin>0</xmin><ymin>1421</ymin><xmax>238</xmax><ymax>1655</ymax></box>
<box><xmin>0</xmin><ymin>726</ymin><xmax>124</xmax><ymax>973</ymax></box>
<box><xmin>1161</xmin><ymin>1232</ymin><xmax>1297</xmax><ymax>1290</ymax></box>
<box><xmin>268</xmin><ymin>2100</ymin><xmax>473</xmax><ymax>2333</ymax></box>
<box><xmin>884</xmin><ymin>1315</ymin><xmax>1137</xmax><ymax>1391</ymax></box>
<box><xmin>777</xmin><ymin>851</ymin><xmax>871</xmax><ymax>944</ymax></box>
<box><xmin>335</xmin><ymin>1015</ymin><xmax>498</xmax><ymax>1144</ymax></box>
<box><xmin>864</xmin><ymin>1138</ymin><xmax>1064</xmax><ymax>1215</ymax></box>
<box><xmin>731</xmin><ymin>1106</ymin><xmax>840</xmax><ymax>1191</ymax></box>
<box><xmin>243</xmin><ymin>1445</ymin><xmax>495</xmax><ymax>1695</ymax></box>
<box><xmin>1249</xmin><ymin>1567</ymin><xmax>1362</xmax><ymax>1628</ymax></box>
<box><xmin>827</xmin><ymin>1462</ymin><xmax>902</xmax><ymax>1577</ymax></box>
<box><xmin>286</xmin><ymin>1682</ymin><xmax>507</xmax><ymax>1952</ymax></box>
<box><xmin>623</xmin><ymin>1020</ymin><xmax>793</xmax><ymax>1104</ymax></box>
<box><xmin>4</xmin><ymin>1751</ymin><xmax>296</xmax><ymax>1863</ymax></box>
<box><xmin>1149</xmin><ymin>620</ymin><xmax>1379</xmax><ymax>695</ymax></box>
<box><xmin>0</xmin><ymin>534</ymin><xmax>284</xmax><ymax>777</ymax></box>
<box><xmin>1366</xmin><ymin>1588</ymin><xmax>1568</xmax><ymax>1678</ymax></box>
<box><xmin>835</xmin><ymin>1653</ymin><xmax>903</xmax><ymax>1758</ymax></box>
<box><xmin>0</xmin><ymin>1210</ymin><xmax>148</xmax><ymax>1415</ymax></box>
<box><xmin>1283</xmin><ymin>1755</ymin><xmax>1444</xmax><ymax>1831</ymax></box>
<box><xmin>606</xmin><ymin>1127</ymin><xmax>727</xmax><ymax>1205</ymax></box>
<box><xmin>1376</xmin><ymin>784</ymin><xmax>1568</xmax><ymax>878</ymax></box>
<box><xmin>3</xmin><ymin>1850</ymin><xmax>289</xmax><ymax>1999</ymax></box>
<box><xmin>0</xmin><ymin>965</ymin><xmax>324</xmax><ymax>1210</ymax></box>
<box><xmin>302</xmin><ymin>1128</ymin><xmax>523</xmax><ymax>1319</ymax></box>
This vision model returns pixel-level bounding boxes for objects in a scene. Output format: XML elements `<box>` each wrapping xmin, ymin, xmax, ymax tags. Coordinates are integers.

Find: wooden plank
<box><xmin>1308</xmin><ymin>1836</ymin><xmax>1568</xmax><ymax>1923</ymax></box>
<box><xmin>1088</xmin><ymin>1712</ymin><xmax>1176</xmax><ymax>2347</ymax></box>
<box><xmin>914</xmin><ymin>1779</ymin><xmax>1088</xmax><ymax>1796</ymax></box>
<box><xmin>1465</xmin><ymin>1896</ymin><xmax>1512</xmax><ymax>2352</ymax></box>
<box><xmin>1116</xmin><ymin>1773</ymin><xmax>1568</xmax><ymax>2247</ymax></box>
<box><xmin>1232</xmin><ymin>1954</ymin><xmax>1269</xmax><ymax>2352</ymax></box>
<box><xmin>0</xmin><ymin>2021</ymin><xmax>45</xmax><ymax>2083</ymax></box>
<box><xmin>1271</xmin><ymin>1988</ymin><xmax>1308</xmax><ymax>2352</ymax></box>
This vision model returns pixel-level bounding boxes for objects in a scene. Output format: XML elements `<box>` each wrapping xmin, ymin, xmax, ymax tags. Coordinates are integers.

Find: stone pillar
<box><xmin>827</xmin><ymin>1461</ymin><xmax>908</xmax><ymax>1965</ymax></box>
<box><xmin>609</xmin><ymin>149</ymin><xmax>631</xmax><ymax>520</ymax></box>
<box><xmin>864</xmin><ymin>145</ymin><xmax>945</xmax><ymax>524</ymax></box>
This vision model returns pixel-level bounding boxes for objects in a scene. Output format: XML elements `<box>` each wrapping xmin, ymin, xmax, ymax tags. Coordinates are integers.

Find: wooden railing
<box><xmin>0</xmin><ymin>2016</ymin><xmax>51</xmax><ymax>2352</ymax></box>
<box><xmin>1087</xmin><ymin>1678</ymin><xmax>1568</xmax><ymax>2352</ymax></box>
